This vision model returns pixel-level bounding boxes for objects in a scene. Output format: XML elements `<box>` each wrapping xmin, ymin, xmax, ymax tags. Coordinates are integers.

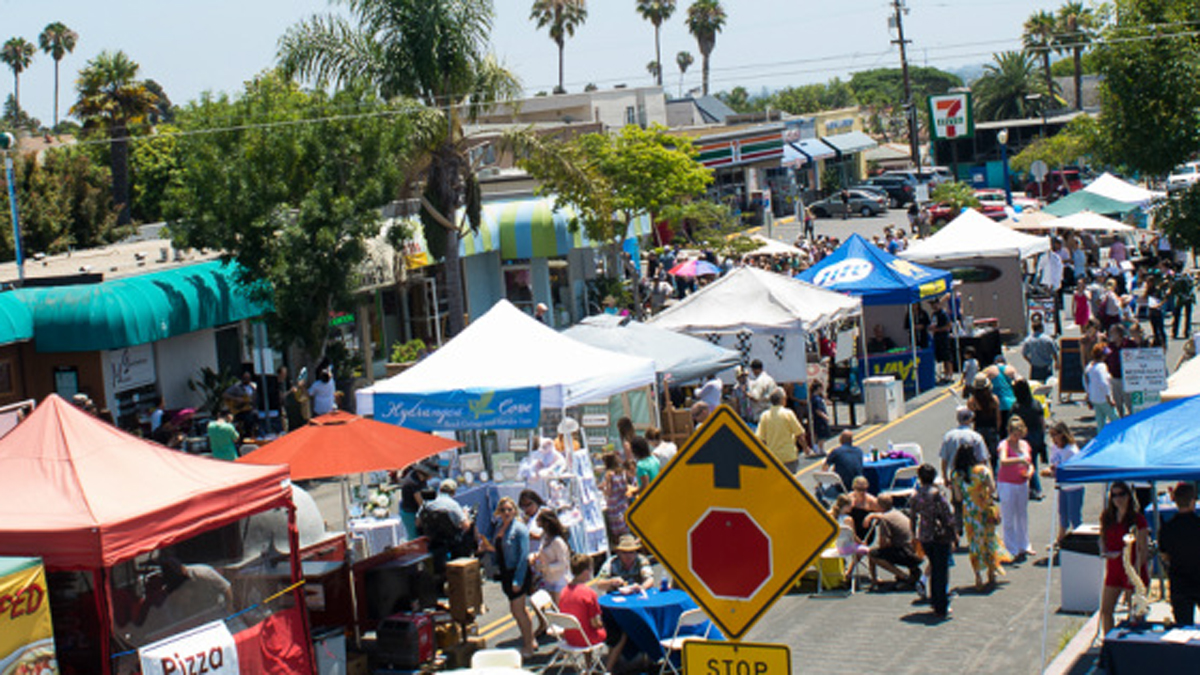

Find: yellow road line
<box><xmin>478</xmin><ymin>614</ymin><xmax>514</xmax><ymax>633</ymax></box>
<box><xmin>481</xmin><ymin>616</ymin><xmax>516</xmax><ymax>641</ymax></box>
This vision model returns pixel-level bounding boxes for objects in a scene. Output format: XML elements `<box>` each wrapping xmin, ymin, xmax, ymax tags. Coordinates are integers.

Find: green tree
<box><xmin>686</xmin><ymin>0</ymin><xmax>726</xmax><ymax>97</ymax></box>
<box><xmin>0</xmin><ymin>147</ymin><xmax>121</xmax><ymax>260</ymax></box>
<box><xmin>0</xmin><ymin>37</ymin><xmax>35</xmax><ymax>114</ymax></box>
<box><xmin>278</xmin><ymin>0</ymin><xmax>521</xmax><ymax>338</ymax></box>
<box><xmin>1055</xmin><ymin>1</ymin><xmax>1098</xmax><ymax>110</ymax></box>
<box><xmin>1094</xmin><ymin>0</ymin><xmax>1200</xmax><ymax>176</ymax></box>
<box><xmin>716</xmin><ymin>85</ymin><xmax>750</xmax><ymax>112</ymax></box>
<box><xmin>1156</xmin><ymin>183</ymin><xmax>1200</xmax><ymax>252</ymax></box>
<box><xmin>972</xmin><ymin>51</ymin><xmax>1051</xmax><ymax>121</ymax></box>
<box><xmin>849</xmin><ymin>67</ymin><xmax>962</xmax><ymax>109</ymax></box>
<box><xmin>38</xmin><ymin>22</ymin><xmax>78</xmax><ymax>128</ymax></box>
<box><xmin>1050</xmin><ymin>50</ymin><xmax>1098</xmax><ymax>77</ymax></box>
<box><xmin>167</xmin><ymin>73</ymin><xmax>415</xmax><ymax>364</ymax></box>
<box><xmin>130</xmin><ymin>123</ymin><xmax>179</xmax><ymax>223</ymax></box>
<box><xmin>636</xmin><ymin>0</ymin><xmax>676</xmax><ymax>87</ymax></box>
<box><xmin>675</xmin><ymin>50</ymin><xmax>693</xmax><ymax>97</ymax></box>
<box><xmin>531</xmin><ymin>0</ymin><xmax>588</xmax><ymax>94</ymax></box>
<box><xmin>931</xmin><ymin>181</ymin><xmax>981</xmax><ymax>216</ymax></box>
<box><xmin>71</xmin><ymin>50</ymin><xmax>159</xmax><ymax>226</ymax></box>
<box><xmin>646</xmin><ymin>60</ymin><xmax>660</xmax><ymax>81</ymax></box>
<box><xmin>1023</xmin><ymin>10</ymin><xmax>1061</xmax><ymax>107</ymax></box>
<box><xmin>1011</xmin><ymin>115</ymin><xmax>1102</xmax><ymax>173</ymax></box>
<box><xmin>2</xmin><ymin>94</ymin><xmax>39</xmax><ymax>129</ymax></box>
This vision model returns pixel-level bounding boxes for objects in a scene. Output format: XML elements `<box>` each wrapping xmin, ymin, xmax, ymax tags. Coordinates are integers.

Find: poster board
<box><xmin>0</xmin><ymin>557</ymin><xmax>57</xmax><ymax>675</ymax></box>
<box><xmin>1058</xmin><ymin>338</ymin><xmax>1085</xmax><ymax>395</ymax></box>
<box><xmin>1122</xmin><ymin>347</ymin><xmax>1167</xmax><ymax>414</ymax></box>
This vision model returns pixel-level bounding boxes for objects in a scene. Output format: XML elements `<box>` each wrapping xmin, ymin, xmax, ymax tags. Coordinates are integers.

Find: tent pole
<box><xmin>805</xmin><ymin>336</ymin><xmax>817</xmax><ymax>459</ymax></box>
<box><xmin>94</xmin><ymin>567</ymin><xmax>114</xmax><ymax>675</ymax></box>
<box><xmin>286</xmin><ymin>501</ymin><xmax>317</xmax><ymax>659</ymax></box>
<box><xmin>1153</xmin><ymin>481</ymin><xmax>1163</xmax><ymax>600</ymax></box>
<box><xmin>860</xmin><ymin>313</ymin><xmax>869</xmax><ymax>427</ymax></box>
<box><xmin>952</xmin><ymin>289</ymin><xmax>963</xmax><ymax>385</ymax></box>
<box><xmin>1040</xmin><ymin>487</ymin><xmax>1059</xmax><ymax>671</ymax></box>
<box><xmin>909</xmin><ymin>304</ymin><xmax>921</xmax><ymax>396</ymax></box>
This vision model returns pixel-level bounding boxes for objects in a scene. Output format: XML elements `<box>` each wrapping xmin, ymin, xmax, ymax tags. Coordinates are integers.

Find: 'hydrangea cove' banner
<box><xmin>374</xmin><ymin>387</ymin><xmax>541</xmax><ymax>431</ymax></box>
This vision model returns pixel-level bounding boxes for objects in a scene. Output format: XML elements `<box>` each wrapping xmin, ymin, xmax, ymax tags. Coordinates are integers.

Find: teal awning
<box><xmin>0</xmin><ymin>292</ymin><xmax>33</xmax><ymax>347</ymax></box>
<box><xmin>16</xmin><ymin>260</ymin><xmax>271</xmax><ymax>352</ymax></box>
<box><xmin>1042</xmin><ymin>190</ymin><xmax>1139</xmax><ymax>217</ymax></box>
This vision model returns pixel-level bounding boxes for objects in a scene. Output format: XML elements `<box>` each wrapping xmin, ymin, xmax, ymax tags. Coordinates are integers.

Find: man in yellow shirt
<box><xmin>755</xmin><ymin>388</ymin><xmax>807</xmax><ymax>473</ymax></box>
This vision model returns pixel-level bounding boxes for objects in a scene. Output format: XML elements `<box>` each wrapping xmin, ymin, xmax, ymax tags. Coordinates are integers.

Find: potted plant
<box><xmin>386</xmin><ymin>338</ymin><xmax>428</xmax><ymax>377</ymax></box>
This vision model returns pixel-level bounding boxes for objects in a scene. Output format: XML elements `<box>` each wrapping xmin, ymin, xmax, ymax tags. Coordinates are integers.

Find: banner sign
<box><xmin>928</xmin><ymin>93</ymin><xmax>974</xmax><ymax>140</ymax></box>
<box><xmin>138</xmin><ymin>620</ymin><xmax>239</xmax><ymax>675</ymax></box>
<box><xmin>105</xmin><ymin>343</ymin><xmax>156</xmax><ymax>394</ymax></box>
<box><xmin>1122</xmin><ymin>347</ymin><xmax>1167</xmax><ymax>414</ymax></box>
<box><xmin>374</xmin><ymin>387</ymin><xmax>541</xmax><ymax>431</ymax></box>
<box><xmin>0</xmin><ymin>558</ymin><xmax>57</xmax><ymax>675</ymax></box>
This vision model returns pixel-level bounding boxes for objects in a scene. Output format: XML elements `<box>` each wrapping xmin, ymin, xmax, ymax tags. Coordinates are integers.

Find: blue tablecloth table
<box><xmin>1101</xmin><ymin>622</ymin><xmax>1200</xmax><ymax>674</ymax></box>
<box><xmin>862</xmin><ymin>457</ymin><xmax>915</xmax><ymax>494</ymax></box>
<box><xmin>598</xmin><ymin>589</ymin><xmax>721</xmax><ymax>662</ymax></box>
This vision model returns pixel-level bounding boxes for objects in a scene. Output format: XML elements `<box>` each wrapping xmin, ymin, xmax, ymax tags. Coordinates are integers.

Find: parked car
<box><xmin>855</xmin><ymin>175</ymin><xmax>917</xmax><ymax>208</ymax></box>
<box><xmin>1024</xmin><ymin>169</ymin><xmax>1083</xmax><ymax>199</ymax></box>
<box><xmin>1167</xmin><ymin>161</ymin><xmax>1200</xmax><ymax>194</ymax></box>
<box><xmin>974</xmin><ymin>188</ymin><xmax>1041</xmax><ymax>212</ymax></box>
<box><xmin>809</xmin><ymin>189</ymin><xmax>888</xmax><ymax>218</ymax></box>
<box><xmin>883</xmin><ymin>167</ymin><xmax>953</xmax><ymax>191</ymax></box>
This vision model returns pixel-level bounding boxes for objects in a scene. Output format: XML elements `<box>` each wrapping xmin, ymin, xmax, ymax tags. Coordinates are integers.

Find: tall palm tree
<box><xmin>636</xmin><ymin>0</ymin><xmax>676</xmax><ymax>87</ymax></box>
<box><xmin>38</xmin><ymin>22</ymin><xmax>78</xmax><ymax>128</ymax></box>
<box><xmin>71</xmin><ymin>50</ymin><xmax>157</xmax><ymax>226</ymax></box>
<box><xmin>279</xmin><ymin>0</ymin><xmax>520</xmax><ymax>338</ymax></box>
<box><xmin>0</xmin><ymin>37</ymin><xmax>35</xmax><ymax>113</ymax></box>
<box><xmin>972</xmin><ymin>51</ymin><xmax>1050</xmax><ymax>122</ymax></box>
<box><xmin>686</xmin><ymin>0</ymin><xmax>726</xmax><ymax>96</ymax></box>
<box><xmin>675</xmin><ymin>50</ymin><xmax>693</xmax><ymax>97</ymax></box>
<box><xmin>1056</xmin><ymin>1</ymin><xmax>1096</xmax><ymax>110</ymax></box>
<box><xmin>1022</xmin><ymin>10</ymin><xmax>1058</xmax><ymax>108</ymax></box>
<box><xmin>531</xmin><ymin>0</ymin><xmax>587</xmax><ymax>94</ymax></box>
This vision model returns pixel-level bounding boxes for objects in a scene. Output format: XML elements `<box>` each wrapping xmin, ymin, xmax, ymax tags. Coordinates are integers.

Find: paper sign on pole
<box><xmin>138</xmin><ymin>621</ymin><xmax>239</xmax><ymax>675</ymax></box>
<box><xmin>1122</xmin><ymin>348</ymin><xmax>1167</xmax><ymax>414</ymax></box>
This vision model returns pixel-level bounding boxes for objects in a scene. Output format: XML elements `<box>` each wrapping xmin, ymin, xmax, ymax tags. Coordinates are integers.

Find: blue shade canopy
<box><xmin>563</xmin><ymin>314</ymin><xmax>742</xmax><ymax>384</ymax></box>
<box><xmin>795</xmin><ymin>233</ymin><xmax>952</xmax><ymax>306</ymax></box>
<box><xmin>1058</xmin><ymin>395</ymin><xmax>1200</xmax><ymax>484</ymax></box>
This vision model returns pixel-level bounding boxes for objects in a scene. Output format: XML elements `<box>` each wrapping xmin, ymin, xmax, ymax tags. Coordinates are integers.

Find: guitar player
<box><xmin>223</xmin><ymin>370</ymin><xmax>259</xmax><ymax>438</ymax></box>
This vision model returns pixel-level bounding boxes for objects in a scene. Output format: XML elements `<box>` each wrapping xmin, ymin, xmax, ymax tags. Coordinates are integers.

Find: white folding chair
<box><xmin>543</xmin><ymin>611</ymin><xmax>606</xmax><ymax>674</ymax></box>
<box><xmin>529</xmin><ymin>589</ymin><xmax>564</xmax><ymax>639</ymax></box>
<box><xmin>813</xmin><ymin>471</ymin><xmax>847</xmax><ymax>500</ymax></box>
<box><xmin>472</xmin><ymin>648</ymin><xmax>523</xmax><ymax>668</ymax></box>
<box><xmin>658</xmin><ymin>608</ymin><xmax>713</xmax><ymax>675</ymax></box>
<box><xmin>879</xmin><ymin>465</ymin><xmax>922</xmax><ymax>503</ymax></box>
<box><xmin>891</xmin><ymin>442</ymin><xmax>923</xmax><ymax>465</ymax></box>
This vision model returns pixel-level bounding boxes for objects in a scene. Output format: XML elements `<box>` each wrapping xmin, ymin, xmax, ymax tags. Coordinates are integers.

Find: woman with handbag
<box><xmin>911</xmin><ymin>464</ymin><xmax>958</xmax><ymax>619</ymax></box>
<box><xmin>997</xmin><ymin>417</ymin><xmax>1036</xmax><ymax>559</ymax></box>
<box><xmin>951</xmin><ymin>443</ymin><xmax>1011</xmax><ymax>589</ymax></box>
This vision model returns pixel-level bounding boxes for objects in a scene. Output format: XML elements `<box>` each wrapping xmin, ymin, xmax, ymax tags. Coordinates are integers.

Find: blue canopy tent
<box><xmin>1057</xmin><ymin>395</ymin><xmax>1200</xmax><ymax>484</ymax></box>
<box><xmin>796</xmin><ymin>234</ymin><xmax>953</xmax><ymax>395</ymax></box>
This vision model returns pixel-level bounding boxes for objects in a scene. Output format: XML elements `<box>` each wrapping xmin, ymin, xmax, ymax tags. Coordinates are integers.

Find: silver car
<box><xmin>809</xmin><ymin>189</ymin><xmax>888</xmax><ymax>218</ymax></box>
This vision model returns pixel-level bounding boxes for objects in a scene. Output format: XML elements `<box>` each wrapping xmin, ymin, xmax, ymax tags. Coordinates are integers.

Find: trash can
<box><xmin>1059</xmin><ymin>523</ymin><xmax>1104</xmax><ymax>613</ymax></box>
<box><xmin>864</xmin><ymin>376</ymin><xmax>904</xmax><ymax>424</ymax></box>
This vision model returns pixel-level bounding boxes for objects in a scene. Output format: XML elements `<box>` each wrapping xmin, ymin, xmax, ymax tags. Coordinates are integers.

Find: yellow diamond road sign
<box><xmin>627</xmin><ymin>405</ymin><xmax>837</xmax><ymax>640</ymax></box>
<box><xmin>683</xmin><ymin>640</ymin><xmax>792</xmax><ymax>674</ymax></box>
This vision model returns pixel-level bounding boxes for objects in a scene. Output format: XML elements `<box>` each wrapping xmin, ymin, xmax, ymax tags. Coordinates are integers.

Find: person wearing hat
<box><xmin>531</xmin><ymin>437</ymin><xmax>566</xmax><ymax>477</ymax></box>
<box><xmin>398</xmin><ymin>462</ymin><xmax>434</xmax><ymax>539</ymax></box>
<box><xmin>967</xmin><ymin>373</ymin><xmax>1002</xmax><ymax>470</ymax></box>
<box><xmin>596</xmin><ymin>535</ymin><xmax>655</xmax><ymax>592</ymax></box>
<box><xmin>418</xmin><ymin>479</ymin><xmax>475</xmax><ymax>564</ymax></box>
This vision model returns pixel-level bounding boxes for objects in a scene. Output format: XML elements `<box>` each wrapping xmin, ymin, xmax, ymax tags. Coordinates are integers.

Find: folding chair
<box><xmin>891</xmin><ymin>442</ymin><xmax>923</xmax><ymax>465</ymax></box>
<box><xmin>529</xmin><ymin>589</ymin><xmax>564</xmax><ymax>639</ymax></box>
<box><xmin>658</xmin><ymin>608</ymin><xmax>713</xmax><ymax>675</ymax></box>
<box><xmin>879</xmin><ymin>465</ymin><xmax>922</xmax><ymax>504</ymax></box>
<box><xmin>472</xmin><ymin>648</ymin><xmax>522</xmax><ymax>668</ymax></box>
<box><xmin>812</xmin><ymin>471</ymin><xmax>846</xmax><ymax>505</ymax></box>
<box><xmin>542</xmin><ymin>611</ymin><xmax>605</xmax><ymax>674</ymax></box>
<box><xmin>816</xmin><ymin>521</ymin><xmax>875</xmax><ymax>595</ymax></box>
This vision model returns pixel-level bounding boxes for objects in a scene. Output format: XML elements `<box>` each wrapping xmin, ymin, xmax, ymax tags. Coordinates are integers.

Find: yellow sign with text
<box><xmin>683</xmin><ymin>640</ymin><xmax>792</xmax><ymax>675</ymax></box>
<box><xmin>0</xmin><ymin>557</ymin><xmax>57</xmax><ymax>673</ymax></box>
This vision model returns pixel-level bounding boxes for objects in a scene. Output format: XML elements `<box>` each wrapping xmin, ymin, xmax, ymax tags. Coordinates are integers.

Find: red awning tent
<box><xmin>0</xmin><ymin>395</ymin><xmax>309</xmax><ymax>674</ymax></box>
<box><xmin>237</xmin><ymin>410</ymin><xmax>463</xmax><ymax>480</ymax></box>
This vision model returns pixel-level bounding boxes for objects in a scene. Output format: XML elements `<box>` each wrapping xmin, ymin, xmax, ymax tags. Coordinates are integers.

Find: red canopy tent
<box><xmin>0</xmin><ymin>395</ymin><xmax>308</xmax><ymax>674</ymax></box>
<box><xmin>237</xmin><ymin>410</ymin><xmax>463</xmax><ymax>480</ymax></box>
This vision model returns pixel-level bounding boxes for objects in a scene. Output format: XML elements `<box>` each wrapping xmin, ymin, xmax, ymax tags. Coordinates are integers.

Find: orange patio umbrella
<box><xmin>237</xmin><ymin>410</ymin><xmax>463</xmax><ymax>481</ymax></box>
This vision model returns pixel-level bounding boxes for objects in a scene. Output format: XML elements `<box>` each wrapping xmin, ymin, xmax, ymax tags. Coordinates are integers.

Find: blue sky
<box><xmin>1</xmin><ymin>0</ymin><xmax>1061</xmax><ymax>125</ymax></box>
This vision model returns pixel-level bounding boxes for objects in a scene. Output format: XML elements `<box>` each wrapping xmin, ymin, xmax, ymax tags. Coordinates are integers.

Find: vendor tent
<box><xmin>563</xmin><ymin>314</ymin><xmax>742</xmax><ymax>383</ymax></box>
<box><xmin>0</xmin><ymin>394</ymin><xmax>292</xmax><ymax>569</ymax></box>
<box><xmin>1001</xmin><ymin>210</ymin><xmax>1059</xmax><ymax>230</ymax></box>
<box><xmin>747</xmin><ymin>234</ymin><xmax>804</xmax><ymax>256</ymax></box>
<box><xmin>1083</xmin><ymin>172</ymin><xmax>1165</xmax><ymax>205</ymax></box>
<box><xmin>901</xmin><ymin>209</ymin><xmax>1050</xmax><ymax>262</ymax></box>
<box><xmin>238</xmin><ymin>410</ymin><xmax>463</xmax><ymax>480</ymax></box>
<box><xmin>1057</xmin><ymin>395</ymin><xmax>1200</xmax><ymax>484</ymax></box>
<box><xmin>796</xmin><ymin>233</ymin><xmax>951</xmax><ymax>305</ymax></box>
<box><xmin>356</xmin><ymin>300</ymin><xmax>657</xmax><ymax>426</ymax></box>
<box><xmin>1050</xmin><ymin>210</ymin><xmax>1135</xmax><ymax>232</ymax></box>
<box><xmin>1041</xmin><ymin>190</ymin><xmax>1139</xmax><ymax>218</ymax></box>
<box><xmin>1161</xmin><ymin>357</ymin><xmax>1200</xmax><ymax>402</ymax></box>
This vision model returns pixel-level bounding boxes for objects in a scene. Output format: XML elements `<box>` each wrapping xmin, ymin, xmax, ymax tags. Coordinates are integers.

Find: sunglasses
<box><xmin>499</xmin><ymin>506</ymin><xmax>516</xmax><ymax>513</ymax></box>
<box><xmin>1111</xmin><ymin>491</ymin><xmax>1129</xmax><ymax>498</ymax></box>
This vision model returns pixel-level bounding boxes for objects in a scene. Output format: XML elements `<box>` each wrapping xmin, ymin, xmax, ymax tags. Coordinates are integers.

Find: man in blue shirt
<box><xmin>822</xmin><ymin>430</ymin><xmax>865</xmax><ymax>498</ymax></box>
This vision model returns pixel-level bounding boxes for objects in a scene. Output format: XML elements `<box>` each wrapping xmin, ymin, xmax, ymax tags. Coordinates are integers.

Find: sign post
<box><xmin>626</xmin><ymin>405</ymin><xmax>837</xmax><ymax>643</ymax></box>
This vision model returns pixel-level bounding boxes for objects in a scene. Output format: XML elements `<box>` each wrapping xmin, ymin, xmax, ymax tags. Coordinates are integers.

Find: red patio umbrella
<box><xmin>237</xmin><ymin>410</ymin><xmax>462</xmax><ymax>481</ymax></box>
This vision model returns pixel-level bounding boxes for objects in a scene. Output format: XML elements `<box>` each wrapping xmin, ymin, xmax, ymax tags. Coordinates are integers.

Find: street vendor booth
<box><xmin>902</xmin><ymin>209</ymin><xmax>1050</xmax><ymax>343</ymax></box>
<box><xmin>797</xmin><ymin>233</ymin><xmax>952</xmax><ymax>395</ymax></box>
<box><xmin>357</xmin><ymin>300</ymin><xmax>657</xmax><ymax>556</ymax></box>
<box><xmin>0</xmin><ymin>557</ymin><xmax>58</xmax><ymax>675</ymax></box>
<box><xmin>0</xmin><ymin>395</ymin><xmax>311</xmax><ymax>675</ymax></box>
<box><xmin>563</xmin><ymin>314</ymin><xmax>741</xmax><ymax>384</ymax></box>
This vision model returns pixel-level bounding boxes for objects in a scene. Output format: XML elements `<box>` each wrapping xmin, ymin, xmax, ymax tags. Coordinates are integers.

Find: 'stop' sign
<box><xmin>928</xmin><ymin>93</ymin><xmax>974</xmax><ymax>141</ymax></box>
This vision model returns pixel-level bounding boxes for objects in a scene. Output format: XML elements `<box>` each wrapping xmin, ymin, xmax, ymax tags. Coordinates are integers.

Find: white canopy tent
<box><xmin>1001</xmin><ymin>210</ymin><xmax>1059</xmax><ymax>230</ymax></box>
<box><xmin>1050</xmin><ymin>210</ymin><xmax>1136</xmax><ymax>232</ymax></box>
<box><xmin>901</xmin><ymin>209</ymin><xmax>1051</xmax><ymax>262</ymax></box>
<box><xmin>1083</xmin><ymin>172</ymin><xmax>1165</xmax><ymax>205</ymax></box>
<box><xmin>1162</xmin><ymin>356</ymin><xmax>1200</xmax><ymax>402</ymax></box>
<box><xmin>356</xmin><ymin>300</ymin><xmax>657</xmax><ymax>419</ymax></box>
<box><xmin>746</xmin><ymin>234</ymin><xmax>804</xmax><ymax>257</ymax></box>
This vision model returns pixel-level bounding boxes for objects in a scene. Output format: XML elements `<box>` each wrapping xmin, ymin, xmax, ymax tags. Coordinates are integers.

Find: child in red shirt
<box><xmin>557</xmin><ymin>554</ymin><xmax>606</xmax><ymax>648</ymax></box>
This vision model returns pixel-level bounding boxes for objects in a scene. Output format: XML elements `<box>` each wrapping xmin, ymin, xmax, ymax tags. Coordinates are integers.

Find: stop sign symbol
<box><xmin>688</xmin><ymin>508</ymin><xmax>772</xmax><ymax>600</ymax></box>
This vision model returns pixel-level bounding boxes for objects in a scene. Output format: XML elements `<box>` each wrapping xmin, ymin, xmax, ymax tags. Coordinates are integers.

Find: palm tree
<box><xmin>675</xmin><ymin>50</ymin><xmax>693</xmax><ymax>97</ymax></box>
<box><xmin>646</xmin><ymin>60</ymin><xmax>660</xmax><ymax>82</ymax></box>
<box><xmin>636</xmin><ymin>0</ymin><xmax>676</xmax><ymax>87</ymax></box>
<box><xmin>38</xmin><ymin>22</ymin><xmax>78</xmax><ymax>128</ymax></box>
<box><xmin>531</xmin><ymin>0</ymin><xmax>587</xmax><ymax>94</ymax></box>
<box><xmin>1022</xmin><ymin>10</ymin><xmax>1058</xmax><ymax>108</ymax></box>
<box><xmin>0</xmin><ymin>37</ymin><xmax>35</xmax><ymax>113</ymax></box>
<box><xmin>1056</xmin><ymin>1</ymin><xmax>1096</xmax><ymax>110</ymax></box>
<box><xmin>686</xmin><ymin>0</ymin><xmax>726</xmax><ymax>96</ymax></box>
<box><xmin>972</xmin><ymin>51</ymin><xmax>1050</xmax><ymax>121</ymax></box>
<box><xmin>279</xmin><ymin>0</ymin><xmax>520</xmax><ymax>338</ymax></box>
<box><xmin>71</xmin><ymin>50</ymin><xmax>157</xmax><ymax>226</ymax></box>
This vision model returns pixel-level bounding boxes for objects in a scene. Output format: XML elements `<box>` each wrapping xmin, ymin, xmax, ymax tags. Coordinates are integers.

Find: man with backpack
<box><xmin>910</xmin><ymin>463</ymin><xmax>959</xmax><ymax>619</ymax></box>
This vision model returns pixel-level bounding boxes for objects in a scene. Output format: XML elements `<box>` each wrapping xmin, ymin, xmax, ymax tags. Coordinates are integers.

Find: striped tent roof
<box><xmin>458</xmin><ymin>198</ymin><xmax>650</xmax><ymax>260</ymax></box>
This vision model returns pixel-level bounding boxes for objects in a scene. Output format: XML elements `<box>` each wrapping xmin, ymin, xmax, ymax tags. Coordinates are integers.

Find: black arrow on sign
<box><xmin>686</xmin><ymin>425</ymin><xmax>767</xmax><ymax>489</ymax></box>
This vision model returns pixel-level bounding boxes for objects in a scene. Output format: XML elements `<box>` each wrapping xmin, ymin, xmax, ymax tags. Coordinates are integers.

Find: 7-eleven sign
<box><xmin>928</xmin><ymin>93</ymin><xmax>974</xmax><ymax>140</ymax></box>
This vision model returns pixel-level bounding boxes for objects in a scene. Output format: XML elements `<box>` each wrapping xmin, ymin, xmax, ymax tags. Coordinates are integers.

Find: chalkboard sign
<box><xmin>1059</xmin><ymin>337</ymin><xmax>1084</xmax><ymax>396</ymax></box>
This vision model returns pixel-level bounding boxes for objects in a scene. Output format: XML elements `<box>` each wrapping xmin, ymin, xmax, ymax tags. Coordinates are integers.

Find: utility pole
<box><xmin>892</xmin><ymin>0</ymin><xmax>920</xmax><ymax>171</ymax></box>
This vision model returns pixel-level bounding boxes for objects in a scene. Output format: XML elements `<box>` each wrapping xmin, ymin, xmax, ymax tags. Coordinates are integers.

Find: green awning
<box><xmin>0</xmin><ymin>291</ymin><xmax>33</xmax><ymax>347</ymax></box>
<box><xmin>1042</xmin><ymin>190</ymin><xmax>1139</xmax><ymax>218</ymax></box>
<box><xmin>16</xmin><ymin>260</ymin><xmax>271</xmax><ymax>353</ymax></box>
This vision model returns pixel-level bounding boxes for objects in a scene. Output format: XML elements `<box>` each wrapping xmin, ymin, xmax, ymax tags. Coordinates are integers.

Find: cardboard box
<box><xmin>446</xmin><ymin>636</ymin><xmax>487</xmax><ymax>670</ymax></box>
<box><xmin>445</xmin><ymin>558</ymin><xmax>483</xmax><ymax>623</ymax></box>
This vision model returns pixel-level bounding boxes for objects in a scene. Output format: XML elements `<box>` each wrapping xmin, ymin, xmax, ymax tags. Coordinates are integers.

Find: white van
<box><xmin>1167</xmin><ymin>161</ymin><xmax>1200</xmax><ymax>194</ymax></box>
